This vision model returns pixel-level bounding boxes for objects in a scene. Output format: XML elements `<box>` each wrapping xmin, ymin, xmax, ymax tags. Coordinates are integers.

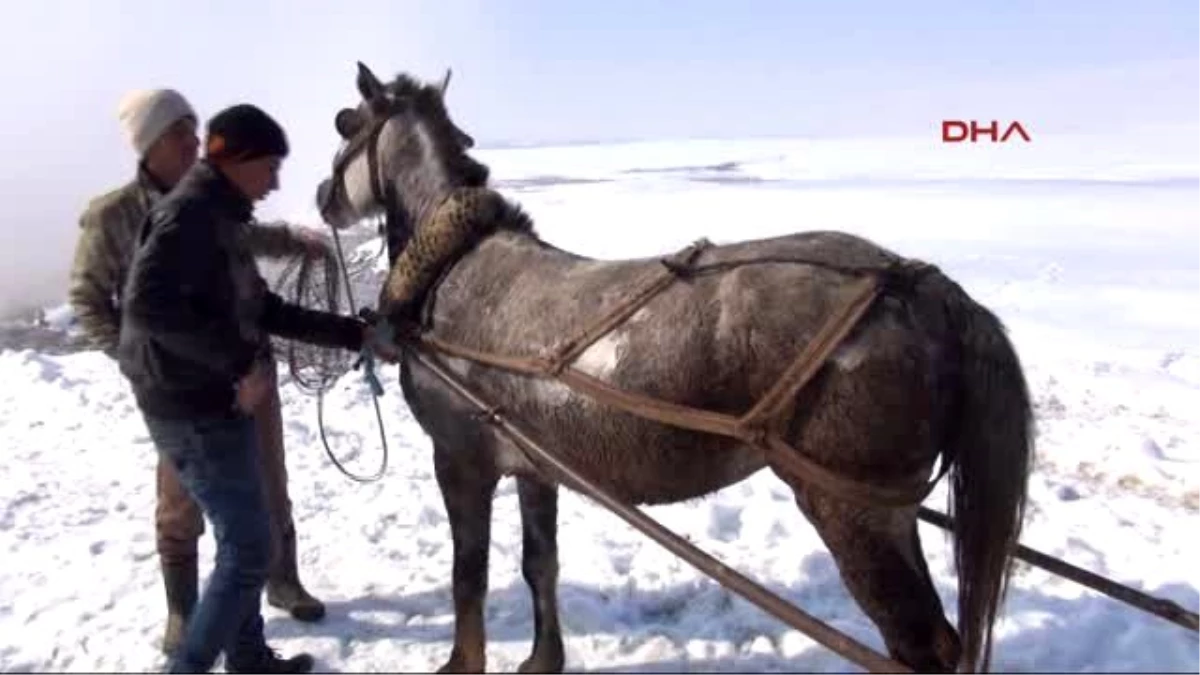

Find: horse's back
<box><xmin>438</xmin><ymin>228</ymin><xmax>905</xmax><ymax>345</ymax></box>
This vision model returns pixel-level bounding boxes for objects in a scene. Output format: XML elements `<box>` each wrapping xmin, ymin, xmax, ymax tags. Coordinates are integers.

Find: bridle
<box><xmin>310</xmin><ymin>101</ymin><xmax>411</xmax><ymax>485</ymax></box>
<box><xmin>310</xmin><ymin>74</ymin><xmax>464</xmax><ymax>484</ymax></box>
<box><xmin>319</xmin><ymin>101</ymin><xmax>412</xmax><ymax>263</ymax></box>
<box><xmin>319</xmin><ymin>66</ymin><xmax>462</xmax><ymax>256</ymax></box>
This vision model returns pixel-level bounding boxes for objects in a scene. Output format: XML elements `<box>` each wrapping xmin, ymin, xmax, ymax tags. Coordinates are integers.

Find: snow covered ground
<box><xmin>1</xmin><ymin>135</ymin><xmax>1197</xmax><ymax>672</ymax></box>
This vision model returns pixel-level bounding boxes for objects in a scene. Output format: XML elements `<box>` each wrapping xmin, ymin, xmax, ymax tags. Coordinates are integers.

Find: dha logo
<box><xmin>941</xmin><ymin>120</ymin><xmax>1032</xmax><ymax>143</ymax></box>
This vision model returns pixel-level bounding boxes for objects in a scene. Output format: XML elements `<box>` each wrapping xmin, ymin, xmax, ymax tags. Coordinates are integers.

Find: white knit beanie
<box><xmin>116</xmin><ymin>88</ymin><xmax>197</xmax><ymax>157</ymax></box>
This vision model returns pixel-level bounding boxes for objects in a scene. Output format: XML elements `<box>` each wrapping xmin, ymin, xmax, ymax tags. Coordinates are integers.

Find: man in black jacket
<box><xmin>72</xmin><ymin>90</ymin><xmax>336</xmax><ymax>651</ymax></box>
<box><xmin>118</xmin><ymin>104</ymin><xmax>396</xmax><ymax>674</ymax></box>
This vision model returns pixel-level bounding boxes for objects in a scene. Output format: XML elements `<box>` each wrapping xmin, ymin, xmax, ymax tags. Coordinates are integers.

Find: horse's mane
<box><xmin>382</xmin><ymin>72</ymin><xmax>425</xmax><ymax>98</ymax></box>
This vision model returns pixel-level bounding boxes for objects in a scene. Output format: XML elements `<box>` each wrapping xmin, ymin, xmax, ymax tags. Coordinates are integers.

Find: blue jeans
<box><xmin>144</xmin><ymin>412</ymin><xmax>272</xmax><ymax>673</ymax></box>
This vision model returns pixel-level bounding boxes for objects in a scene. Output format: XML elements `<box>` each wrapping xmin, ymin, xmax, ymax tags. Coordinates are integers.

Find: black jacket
<box><xmin>117</xmin><ymin>162</ymin><xmax>363</xmax><ymax>419</ymax></box>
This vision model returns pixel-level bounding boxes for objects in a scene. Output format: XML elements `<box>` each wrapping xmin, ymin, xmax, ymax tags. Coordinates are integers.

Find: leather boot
<box><xmin>226</xmin><ymin>645</ymin><xmax>315</xmax><ymax>674</ymax></box>
<box><xmin>265</xmin><ymin>528</ymin><xmax>325</xmax><ymax>622</ymax></box>
<box><xmin>160</xmin><ymin>555</ymin><xmax>198</xmax><ymax>656</ymax></box>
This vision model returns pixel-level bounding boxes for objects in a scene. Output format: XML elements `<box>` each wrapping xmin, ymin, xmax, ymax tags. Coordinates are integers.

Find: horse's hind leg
<box><xmin>516</xmin><ymin>476</ymin><xmax>565</xmax><ymax>673</ymax></box>
<box><xmin>795</xmin><ymin>492</ymin><xmax>961</xmax><ymax>672</ymax></box>
<box><xmin>434</xmin><ymin>444</ymin><xmax>498</xmax><ymax>674</ymax></box>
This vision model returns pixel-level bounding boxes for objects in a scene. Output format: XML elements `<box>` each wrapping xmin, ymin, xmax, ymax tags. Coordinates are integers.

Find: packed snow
<box><xmin>1</xmin><ymin>134</ymin><xmax>1197</xmax><ymax>672</ymax></box>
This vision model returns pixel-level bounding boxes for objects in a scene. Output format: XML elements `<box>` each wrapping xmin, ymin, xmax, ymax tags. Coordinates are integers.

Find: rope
<box><xmin>270</xmin><ymin>220</ymin><xmax>391</xmax><ymax>483</ymax></box>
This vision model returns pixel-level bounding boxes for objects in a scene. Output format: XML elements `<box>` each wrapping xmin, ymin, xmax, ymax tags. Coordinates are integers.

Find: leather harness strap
<box><xmin>413</xmin><ymin>242</ymin><xmax>947</xmax><ymax>508</ymax></box>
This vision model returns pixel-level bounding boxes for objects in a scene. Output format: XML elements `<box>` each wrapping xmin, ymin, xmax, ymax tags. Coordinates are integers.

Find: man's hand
<box><xmin>290</xmin><ymin>227</ymin><xmax>335</xmax><ymax>261</ymax></box>
<box><xmin>364</xmin><ymin>322</ymin><xmax>405</xmax><ymax>363</ymax></box>
<box><xmin>235</xmin><ymin>361</ymin><xmax>272</xmax><ymax>413</ymax></box>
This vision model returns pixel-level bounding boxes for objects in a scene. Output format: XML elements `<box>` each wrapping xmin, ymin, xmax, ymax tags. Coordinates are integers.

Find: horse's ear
<box><xmin>437</xmin><ymin>68</ymin><xmax>453</xmax><ymax>96</ymax></box>
<box><xmin>335</xmin><ymin>108</ymin><xmax>364</xmax><ymax>139</ymax></box>
<box><xmin>356</xmin><ymin>61</ymin><xmax>385</xmax><ymax>101</ymax></box>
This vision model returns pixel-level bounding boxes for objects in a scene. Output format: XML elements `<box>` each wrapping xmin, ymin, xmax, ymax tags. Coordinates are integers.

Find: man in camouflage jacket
<box><xmin>68</xmin><ymin>89</ymin><xmax>330</xmax><ymax>656</ymax></box>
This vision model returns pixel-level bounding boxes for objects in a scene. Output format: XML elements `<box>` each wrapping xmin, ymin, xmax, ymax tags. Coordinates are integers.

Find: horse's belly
<box><xmin>478</xmin><ymin>373</ymin><xmax>768</xmax><ymax>504</ymax></box>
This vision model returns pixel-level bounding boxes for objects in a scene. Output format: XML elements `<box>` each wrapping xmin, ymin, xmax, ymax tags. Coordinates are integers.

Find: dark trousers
<box><xmin>145</xmin><ymin>411</ymin><xmax>272</xmax><ymax>673</ymax></box>
<box><xmin>156</xmin><ymin>361</ymin><xmax>296</xmax><ymax>575</ymax></box>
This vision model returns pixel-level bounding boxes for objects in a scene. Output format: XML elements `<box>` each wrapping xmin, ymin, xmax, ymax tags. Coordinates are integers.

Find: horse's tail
<box><xmin>915</xmin><ymin>267</ymin><xmax>1035</xmax><ymax>672</ymax></box>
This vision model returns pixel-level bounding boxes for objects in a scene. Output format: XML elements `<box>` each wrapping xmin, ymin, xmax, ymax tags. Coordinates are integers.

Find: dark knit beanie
<box><xmin>205</xmin><ymin>104</ymin><xmax>289</xmax><ymax>162</ymax></box>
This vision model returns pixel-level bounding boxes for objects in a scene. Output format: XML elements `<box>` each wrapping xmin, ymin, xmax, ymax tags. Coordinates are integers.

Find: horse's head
<box><xmin>315</xmin><ymin>62</ymin><xmax>488</xmax><ymax>244</ymax></box>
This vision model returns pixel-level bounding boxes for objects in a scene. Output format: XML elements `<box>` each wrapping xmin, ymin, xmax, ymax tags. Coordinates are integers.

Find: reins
<box><xmin>296</xmin><ymin>101</ymin><xmax>417</xmax><ymax>484</ymax></box>
<box><xmin>315</xmin><ymin>221</ymin><xmax>391</xmax><ymax>484</ymax></box>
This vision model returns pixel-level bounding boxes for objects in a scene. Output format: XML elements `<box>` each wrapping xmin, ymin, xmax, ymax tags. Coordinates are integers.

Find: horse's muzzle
<box><xmin>315</xmin><ymin>178</ymin><xmax>346</xmax><ymax>228</ymax></box>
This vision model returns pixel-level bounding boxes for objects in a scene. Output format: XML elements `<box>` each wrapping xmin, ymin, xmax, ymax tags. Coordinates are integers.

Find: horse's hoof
<box><xmin>436</xmin><ymin>655</ymin><xmax>483</xmax><ymax>674</ymax></box>
<box><xmin>517</xmin><ymin>651</ymin><xmax>565</xmax><ymax>674</ymax></box>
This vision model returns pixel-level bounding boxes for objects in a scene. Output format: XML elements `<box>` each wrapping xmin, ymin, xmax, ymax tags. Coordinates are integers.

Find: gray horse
<box><xmin>315</xmin><ymin>62</ymin><xmax>1034</xmax><ymax>674</ymax></box>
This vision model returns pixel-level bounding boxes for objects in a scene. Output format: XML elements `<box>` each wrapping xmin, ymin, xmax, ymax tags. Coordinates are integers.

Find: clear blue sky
<box><xmin>0</xmin><ymin>0</ymin><xmax>1195</xmax><ymax>315</ymax></box>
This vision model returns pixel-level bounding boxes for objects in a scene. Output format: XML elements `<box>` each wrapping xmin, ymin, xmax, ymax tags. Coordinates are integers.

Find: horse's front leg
<box><xmin>433</xmin><ymin>443</ymin><xmax>498</xmax><ymax>674</ymax></box>
<box><xmin>516</xmin><ymin>476</ymin><xmax>564</xmax><ymax>673</ymax></box>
